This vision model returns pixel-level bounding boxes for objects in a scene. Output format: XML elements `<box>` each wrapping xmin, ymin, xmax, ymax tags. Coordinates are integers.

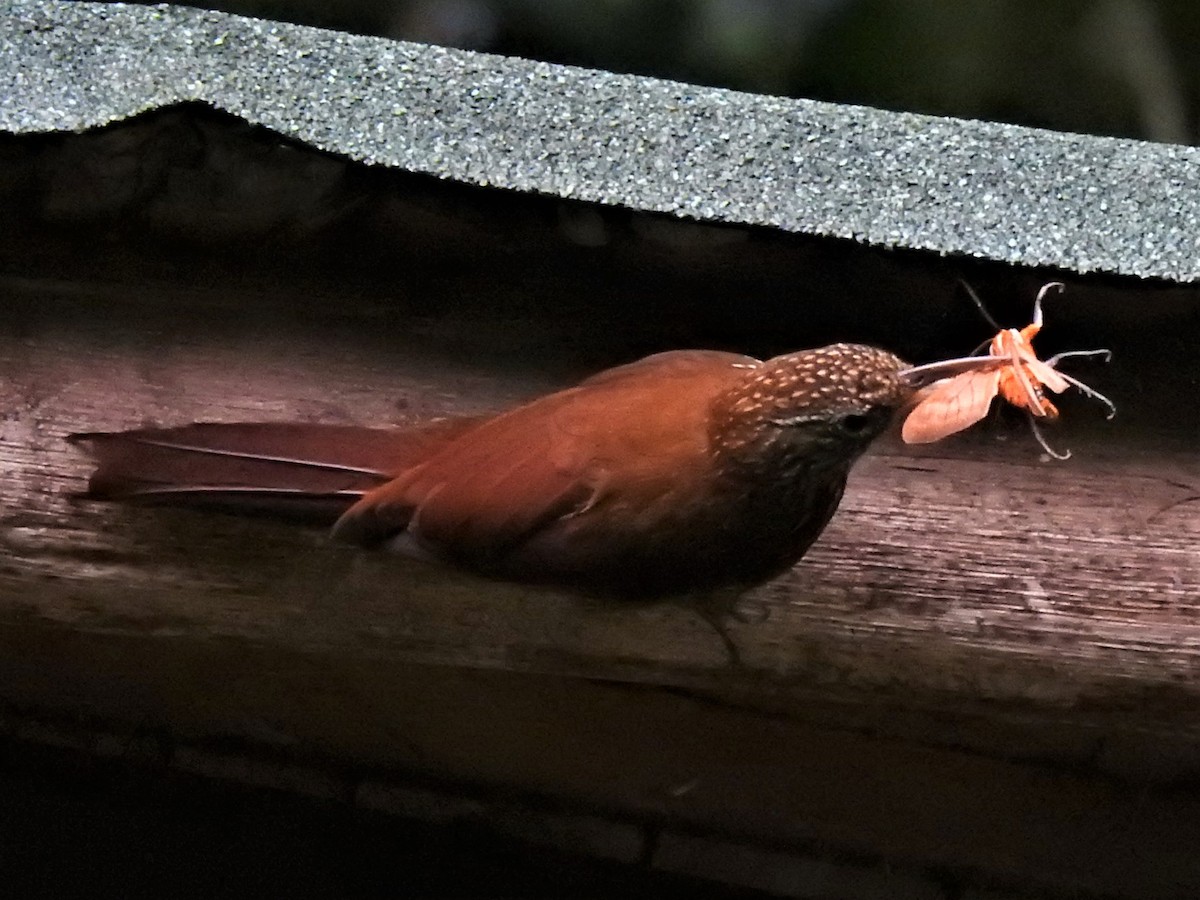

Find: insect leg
<box><xmin>1032</xmin><ymin>282</ymin><xmax>1065</xmax><ymax>329</ymax></box>
<box><xmin>1053</xmin><ymin>371</ymin><xmax>1118</xmax><ymax>419</ymax></box>
<box><xmin>1008</xmin><ymin>343</ymin><xmax>1048</xmax><ymax>413</ymax></box>
<box><xmin>1028</xmin><ymin>414</ymin><xmax>1071</xmax><ymax>460</ymax></box>
<box><xmin>1045</xmin><ymin>349</ymin><xmax>1113</xmax><ymax>366</ymax></box>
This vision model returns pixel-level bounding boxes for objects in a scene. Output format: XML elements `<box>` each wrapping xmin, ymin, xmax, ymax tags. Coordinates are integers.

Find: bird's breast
<box><xmin>500</xmin><ymin>456</ymin><xmax>848</xmax><ymax>599</ymax></box>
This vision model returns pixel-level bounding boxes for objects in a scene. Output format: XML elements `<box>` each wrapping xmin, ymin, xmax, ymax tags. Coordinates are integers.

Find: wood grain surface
<box><xmin>3</xmin><ymin>274</ymin><xmax>1197</xmax><ymax>726</ymax></box>
<box><xmin>2</xmin><ymin>257</ymin><xmax>1199</xmax><ymax>897</ymax></box>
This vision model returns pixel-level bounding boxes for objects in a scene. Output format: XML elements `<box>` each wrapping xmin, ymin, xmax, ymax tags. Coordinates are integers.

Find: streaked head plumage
<box><xmin>713</xmin><ymin>343</ymin><xmax>911</xmax><ymax>470</ymax></box>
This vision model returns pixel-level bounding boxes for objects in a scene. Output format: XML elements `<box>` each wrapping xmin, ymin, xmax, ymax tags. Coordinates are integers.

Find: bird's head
<box><xmin>711</xmin><ymin>343</ymin><xmax>912</xmax><ymax>475</ymax></box>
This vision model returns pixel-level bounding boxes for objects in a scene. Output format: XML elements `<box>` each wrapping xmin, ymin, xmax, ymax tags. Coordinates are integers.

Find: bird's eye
<box><xmin>838</xmin><ymin>413</ymin><xmax>872</xmax><ymax>435</ymax></box>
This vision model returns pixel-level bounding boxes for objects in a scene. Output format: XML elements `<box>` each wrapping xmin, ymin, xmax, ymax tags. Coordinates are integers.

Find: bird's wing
<box><xmin>901</xmin><ymin>370</ymin><xmax>1001</xmax><ymax>444</ymax></box>
<box><xmin>331</xmin><ymin>350</ymin><xmax>758</xmax><ymax>565</ymax></box>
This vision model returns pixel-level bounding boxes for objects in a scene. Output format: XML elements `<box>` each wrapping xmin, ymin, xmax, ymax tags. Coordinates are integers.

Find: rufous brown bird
<box><xmin>70</xmin><ymin>344</ymin><xmax>914</xmax><ymax>607</ymax></box>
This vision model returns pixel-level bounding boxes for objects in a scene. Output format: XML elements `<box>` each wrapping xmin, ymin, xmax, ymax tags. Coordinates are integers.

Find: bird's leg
<box><xmin>696</xmin><ymin>608</ymin><xmax>744</xmax><ymax>668</ymax></box>
<box><xmin>690</xmin><ymin>587</ymin><xmax>759</xmax><ymax>669</ymax></box>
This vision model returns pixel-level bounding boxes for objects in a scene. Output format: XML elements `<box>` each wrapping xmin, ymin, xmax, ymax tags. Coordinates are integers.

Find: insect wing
<box><xmin>902</xmin><ymin>370</ymin><xmax>1002</xmax><ymax>444</ymax></box>
<box><xmin>1022</xmin><ymin>356</ymin><xmax>1071</xmax><ymax>394</ymax></box>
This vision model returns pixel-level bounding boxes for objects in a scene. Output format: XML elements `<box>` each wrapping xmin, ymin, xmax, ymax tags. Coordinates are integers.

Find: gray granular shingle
<box><xmin>3</xmin><ymin>0</ymin><xmax>1200</xmax><ymax>281</ymax></box>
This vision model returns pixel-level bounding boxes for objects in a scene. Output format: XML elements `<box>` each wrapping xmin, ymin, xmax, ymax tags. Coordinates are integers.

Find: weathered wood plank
<box><xmin>4</xmin><ymin>251</ymin><xmax>1200</xmax><ymax>897</ymax></box>
<box><xmin>2</xmin><ymin>275</ymin><xmax>1198</xmax><ymax>746</ymax></box>
<box><xmin>6</xmin><ymin>626</ymin><xmax>1200</xmax><ymax>899</ymax></box>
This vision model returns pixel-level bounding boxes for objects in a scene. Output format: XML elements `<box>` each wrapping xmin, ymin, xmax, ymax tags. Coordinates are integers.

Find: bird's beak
<box><xmin>898</xmin><ymin>356</ymin><xmax>1003</xmax><ymax>387</ymax></box>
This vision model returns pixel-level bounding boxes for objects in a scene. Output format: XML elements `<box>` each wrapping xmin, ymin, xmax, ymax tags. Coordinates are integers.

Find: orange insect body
<box><xmin>990</xmin><ymin>320</ymin><xmax>1065</xmax><ymax>419</ymax></box>
<box><xmin>899</xmin><ymin>283</ymin><xmax>1113</xmax><ymax>458</ymax></box>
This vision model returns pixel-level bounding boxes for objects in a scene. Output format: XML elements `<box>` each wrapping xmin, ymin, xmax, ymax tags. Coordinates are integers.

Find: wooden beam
<box><xmin>2</xmin><ymin>187</ymin><xmax>1200</xmax><ymax>896</ymax></box>
<box><xmin>3</xmin><ymin>275</ymin><xmax>1198</xmax><ymax>736</ymax></box>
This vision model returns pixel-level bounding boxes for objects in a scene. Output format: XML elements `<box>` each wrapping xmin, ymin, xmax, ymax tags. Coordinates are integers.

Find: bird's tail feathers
<box><xmin>68</xmin><ymin>420</ymin><xmax>479</xmax><ymax>523</ymax></box>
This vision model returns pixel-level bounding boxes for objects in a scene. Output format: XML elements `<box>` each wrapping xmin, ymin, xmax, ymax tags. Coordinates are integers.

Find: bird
<box><xmin>69</xmin><ymin>343</ymin><xmax>916</xmax><ymax>645</ymax></box>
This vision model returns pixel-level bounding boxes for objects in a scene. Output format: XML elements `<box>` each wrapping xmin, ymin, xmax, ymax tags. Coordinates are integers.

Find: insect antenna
<box><xmin>958</xmin><ymin>279</ymin><xmax>1002</xmax><ymax>332</ymax></box>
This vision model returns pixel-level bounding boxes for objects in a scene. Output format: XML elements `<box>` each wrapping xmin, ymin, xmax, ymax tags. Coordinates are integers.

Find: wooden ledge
<box><xmin>2</xmin><ymin>109</ymin><xmax>1200</xmax><ymax>896</ymax></box>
